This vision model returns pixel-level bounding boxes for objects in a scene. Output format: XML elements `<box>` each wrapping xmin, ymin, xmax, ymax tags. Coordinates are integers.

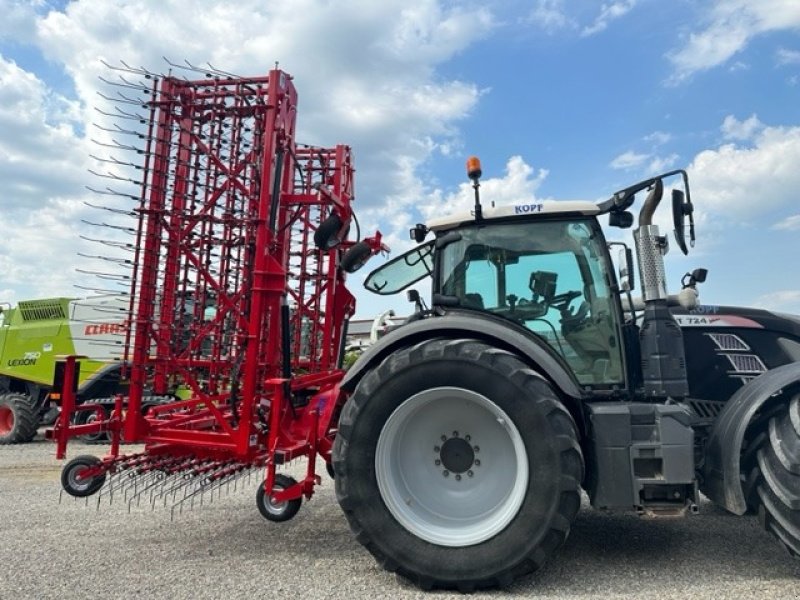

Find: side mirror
<box><xmin>618</xmin><ymin>247</ymin><xmax>635</xmax><ymax>292</ymax></box>
<box><xmin>672</xmin><ymin>188</ymin><xmax>694</xmax><ymax>255</ymax></box>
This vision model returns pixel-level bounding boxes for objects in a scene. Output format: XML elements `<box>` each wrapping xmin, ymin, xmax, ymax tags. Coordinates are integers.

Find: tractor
<box><xmin>48</xmin><ymin>64</ymin><xmax>800</xmax><ymax>592</ymax></box>
<box><xmin>331</xmin><ymin>158</ymin><xmax>800</xmax><ymax>590</ymax></box>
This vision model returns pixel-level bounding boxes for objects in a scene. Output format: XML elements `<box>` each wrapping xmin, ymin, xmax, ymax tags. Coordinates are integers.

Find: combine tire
<box><xmin>61</xmin><ymin>455</ymin><xmax>106</xmax><ymax>497</ymax></box>
<box><xmin>751</xmin><ymin>392</ymin><xmax>800</xmax><ymax>557</ymax></box>
<box><xmin>256</xmin><ymin>474</ymin><xmax>302</xmax><ymax>522</ymax></box>
<box><xmin>333</xmin><ymin>339</ymin><xmax>584</xmax><ymax>591</ymax></box>
<box><xmin>0</xmin><ymin>393</ymin><xmax>39</xmax><ymax>444</ymax></box>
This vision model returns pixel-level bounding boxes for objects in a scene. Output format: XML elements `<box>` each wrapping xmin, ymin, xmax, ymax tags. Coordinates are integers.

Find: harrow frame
<box><xmin>50</xmin><ymin>65</ymin><xmax>376</xmax><ymax>511</ymax></box>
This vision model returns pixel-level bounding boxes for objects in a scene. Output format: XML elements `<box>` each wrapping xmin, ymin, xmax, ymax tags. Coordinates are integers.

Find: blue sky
<box><xmin>0</xmin><ymin>0</ymin><xmax>798</xmax><ymax>319</ymax></box>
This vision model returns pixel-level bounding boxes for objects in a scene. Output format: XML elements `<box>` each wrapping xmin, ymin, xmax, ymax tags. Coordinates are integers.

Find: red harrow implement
<box><xmin>49</xmin><ymin>63</ymin><xmax>384</xmax><ymax>520</ymax></box>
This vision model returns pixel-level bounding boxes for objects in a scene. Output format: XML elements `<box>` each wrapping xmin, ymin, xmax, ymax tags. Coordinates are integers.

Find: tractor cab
<box><xmin>366</xmin><ymin>209</ymin><xmax>626</xmax><ymax>387</ymax></box>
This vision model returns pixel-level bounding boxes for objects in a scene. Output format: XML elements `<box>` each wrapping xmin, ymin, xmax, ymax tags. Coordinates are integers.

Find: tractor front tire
<box><xmin>333</xmin><ymin>339</ymin><xmax>584</xmax><ymax>591</ymax></box>
<box><xmin>0</xmin><ymin>393</ymin><xmax>39</xmax><ymax>444</ymax></box>
<box><xmin>752</xmin><ymin>392</ymin><xmax>800</xmax><ymax>557</ymax></box>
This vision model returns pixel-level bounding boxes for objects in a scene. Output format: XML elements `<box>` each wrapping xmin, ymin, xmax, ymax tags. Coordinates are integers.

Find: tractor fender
<box><xmin>341</xmin><ymin>313</ymin><xmax>583</xmax><ymax>399</ymax></box>
<box><xmin>702</xmin><ymin>361</ymin><xmax>800</xmax><ymax>515</ymax></box>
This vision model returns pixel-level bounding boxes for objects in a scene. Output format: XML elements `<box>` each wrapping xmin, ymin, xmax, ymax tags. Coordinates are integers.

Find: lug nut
<box><xmin>455</xmin><ymin>474</ymin><xmax>462</xmax><ymax>481</ymax></box>
<box><xmin>474</xmin><ymin>459</ymin><xmax>481</xmax><ymax>467</ymax></box>
<box><xmin>434</xmin><ymin>459</ymin><xmax>441</xmax><ymax>466</ymax></box>
<box><xmin>465</xmin><ymin>435</ymin><xmax>471</xmax><ymax>442</ymax></box>
<box><xmin>452</xmin><ymin>430</ymin><xmax>459</xmax><ymax>437</ymax></box>
<box><xmin>441</xmin><ymin>435</ymin><xmax>447</xmax><ymax>442</ymax></box>
<box><xmin>434</xmin><ymin>446</ymin><xmax>440</xmax><ymax>453</ymax></box>
<box><xmin>443</xmin><ymin>470</ymin><xmax>450</xmax><ymax>477</ymax></box>
<box><xmin>467</xmin><ymin>470</ymin><xmax>474</xmax><ymax>477</ymax></box>
<box><xmin>473</xmin><ymin>446</ymin><xmax>480</xmax><ymax>453</ymax></box>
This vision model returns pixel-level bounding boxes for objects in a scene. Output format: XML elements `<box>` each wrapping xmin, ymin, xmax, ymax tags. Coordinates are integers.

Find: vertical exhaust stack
<box><xmin>633</xmin><ymin>180</ymin><xmax>689</xmax><ymax>399</ymax></box>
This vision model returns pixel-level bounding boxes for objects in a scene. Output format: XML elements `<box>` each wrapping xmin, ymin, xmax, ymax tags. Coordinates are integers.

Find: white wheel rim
<box><xmin>375</xmin><ymin>387</ymin><xmax>528</xmax><ymax>547</ymax></box>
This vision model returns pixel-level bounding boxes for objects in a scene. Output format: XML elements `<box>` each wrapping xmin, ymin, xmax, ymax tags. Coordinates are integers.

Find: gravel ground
<box><xmin>1</xmin><ymin>433</ymin><xmax>799</xmax><ymax>600</ymax></box>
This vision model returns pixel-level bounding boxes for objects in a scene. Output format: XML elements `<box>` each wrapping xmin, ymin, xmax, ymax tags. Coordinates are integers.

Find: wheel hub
<box><xmin>438</xmin><ymin>435</ymin><xmax>475</xmax><ymax>474</ymax></box>
<box><xmin>0</xmin><ymin>406</ymin><xmax>13</xmax><ymax>435</ymax></box>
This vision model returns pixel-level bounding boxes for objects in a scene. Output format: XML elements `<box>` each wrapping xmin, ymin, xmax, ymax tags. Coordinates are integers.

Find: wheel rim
<box><xmin>67</xmin><ymin>464</ymin><xmax>94</xmax><ymax>493</ymax></box>
<box><xmin>0</xmin><ymin>406</ymin><xmax>13</xmax><ymax>435</ymax></box>
<box><xmin>261</xmin><ymin>484</ymin><xmax>288</xmax><ymax>516</ymax></box>
<box><xmin>375</xmin><ymin>386</ymin><xmax>528</xmax><ymax>547</ymax></box>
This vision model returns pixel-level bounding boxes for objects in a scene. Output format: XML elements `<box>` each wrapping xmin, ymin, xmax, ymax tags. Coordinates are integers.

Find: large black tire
<box><xmin>751</xmin><ymin>392</ymin><xmax>800</xmax><ymax>556</ymax></box>
<box><xmin>333</xmin><ymin>339</ymin><xmax>584</xmax><ymax>591</ymax></box>
<box><xmin>0</xmin><ymin>393</ymin><xmax>39</xmax><ymax>444</ymax></box>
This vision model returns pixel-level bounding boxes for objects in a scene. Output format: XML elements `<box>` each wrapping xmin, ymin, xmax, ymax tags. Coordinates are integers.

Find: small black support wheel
<box><xmin>333</xmin><ymin>338</ymin><xmax>584</xmax><ymax>591</ymax></box>
<box><xmin>256</xmin><ymin>474</ymin><xmax>302</xmax><ymax>522</ymax></box>
<box><xmin>61</xmin><ymin>455</ymin><xmax>106</xmax><ymax>497</ymax></box>
<box><xmin>0</xmin><ymin>392</ymin><xmax>39</xmax><ymax>445</ymax></box>
<box><xmin>314</xmin><ymin>213</ymin><xmax>345</xmax><ymax>250</ymax></box>
<box><xmin>751</xmin><ymin>392</ymin><xmax>800</xmax><ymax>557</ymax></box>
<box><xmin>340</xmin><ymin>241</ymin><xmax>372</xmax><ymax>273</ymax></box>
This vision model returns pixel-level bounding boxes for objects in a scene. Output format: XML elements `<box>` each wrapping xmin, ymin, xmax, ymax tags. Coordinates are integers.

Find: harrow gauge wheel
<box><xmin>333</xmin><ymin>339</ymin><xmax>584</xmax><ymax>591</ymax></box>
<box><xmin>257</xmin><ymin>474</ymin><xmax>302</xmax><ymax>522</ymax></box>
<box><xmin>61</xmin><ymin>455</ymin><xmax>106</xmax><ymax>498</ymax></box>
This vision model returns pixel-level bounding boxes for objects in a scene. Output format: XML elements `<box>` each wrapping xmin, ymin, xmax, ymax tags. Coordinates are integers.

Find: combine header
<box><xmin>51</xmin><ymin>62</ymin><xmax>383</xmax><ymax>519</ymax></box>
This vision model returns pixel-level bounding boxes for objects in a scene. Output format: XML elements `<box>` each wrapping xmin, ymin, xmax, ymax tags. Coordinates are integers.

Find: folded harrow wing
<box><xmin>49</xmin><ymin>64</ymin><xmax>384</xmax><ymax>519</ymax></box>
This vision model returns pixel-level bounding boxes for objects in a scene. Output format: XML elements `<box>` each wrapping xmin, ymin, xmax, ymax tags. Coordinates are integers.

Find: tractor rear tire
<box><xmin>752</xmin><ymin>392</ymin><xmax>800</xmax><ymax>557</ymax></box>
<box><xmin>333</xmin><ymin>339</ymin><xmax>584</xmax><ymax>591</ymax></box>
<box><xmin>0</xmin><ymin>393</ymin><xmax>39</xmax><ymax>444</ymax></box>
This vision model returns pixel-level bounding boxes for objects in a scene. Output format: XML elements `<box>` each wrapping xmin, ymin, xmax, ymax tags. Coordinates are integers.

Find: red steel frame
<box><xmin>51</xmin><ymin>69</ymin><xmax>366</xmax><ymax>504</ymax></box>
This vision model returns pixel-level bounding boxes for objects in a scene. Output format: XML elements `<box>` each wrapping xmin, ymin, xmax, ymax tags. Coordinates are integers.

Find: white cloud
<box><xmin>610</xmin><ymin>150</ymin><xmax>650</xmax><ymax>170</ymax></box>
<box><xmin>668</xmin><ymin>0</ymin><xmax>800</xmax><ymax>82</ymax></box>
<box><xmin>644</xmin><ymin>131</ymin><xmax>672</xmax><ymax>146</ymax></box>
<box><xmin>720</xmin><ymin>114</ymin><xmax>763</xmax><ymax>141</ymax></box>
<box><xmin>582</xmin><ymin>0</ymin><xmax>638</xmax><ymax>37</ymax></box>
<box><xmin>777</xmin><ymin>47</ymin><xmax>800</xmax><ymax>65</ymax></box>
<box><xmin>648</xmin><ymin>153</ymin><xmax>679</xmax><ymax>174</ymax></box>
<box><xmin>0</xmin><ymin>0</ymin><xmax>44</xmax><ymax>43</ymax></box>
<box><xmin>0</xmin><ymin>0</ymin><xmax>496</xmax><ymax>301</ymax></box>
<box><xmin>688</xmin><ymin>118</ymin><xmax>800</xmax><ymax>217</ymax></box>
<box><xmin>526</xmin><ymin>0</ymin><xmax>573</xmax><ymax>33</ymax></box>
<box><xmin>0</xmin><ymin>55</ymin><xmax>89</xmax><ymax>210</ymax></box>
<box><xmin>754</xmin><ymin>290</ymin><xmax>800</xmax><ymax>313</ymax></box>
<box><xmin>418</xmin><ymin>155</ymin><xmax>548</xmax><ymax>223</ymax></box>
<box><xmin>773</xmin><ymin>214</ymin><xmax>800</xmax><ymax>230</ymax></box>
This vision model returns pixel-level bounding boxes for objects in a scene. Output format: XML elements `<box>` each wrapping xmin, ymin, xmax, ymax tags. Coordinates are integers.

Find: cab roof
<box><xmin>427</xmin><ymin>200</ymin><xmax>600</xmax><ymax>232</ymax></box>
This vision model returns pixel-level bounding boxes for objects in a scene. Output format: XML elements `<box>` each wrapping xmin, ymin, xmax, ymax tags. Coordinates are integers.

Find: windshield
<box><xmin>438</xmin><ymin>219</ymin><xmax>624</xmax><ymax>386</ymax></box>
<box><xmin>364</xmin><ymin>241</ymin><xmax>434</xmax><ymax>295</ymax></box>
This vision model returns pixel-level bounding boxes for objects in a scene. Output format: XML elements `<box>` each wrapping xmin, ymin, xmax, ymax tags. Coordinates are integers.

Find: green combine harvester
<box><xmin>0</xmin><ymin>296</ymin><xmax>128</xmax><ymax>444</ymax></box>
